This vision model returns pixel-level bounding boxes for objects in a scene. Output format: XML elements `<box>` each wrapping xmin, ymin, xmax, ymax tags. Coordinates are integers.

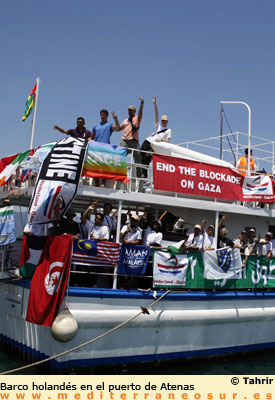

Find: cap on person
<box><xmin>130</xmin><ymin>213</ymin><xmax>139</xmax><ymax>221</ymax></box>
<box><xmin>194</xmin><ymin>224</ymin><xmax>201</xmax><ymax>231</ymax></box>
<box><xmin>208</xmin><ymin>224</ymin><xmax>215</xmax><ymax>229</ymax></box>
<box><xmin>241</xmin><ymin>230</ymin><xmax>247</xmax><ymax>234</ymax></box>
<box><xmin>161</xmin><ymin>115</ymin><xmax>168</xmax><ymax>121</ymax></box>
<box><xmin>128</xmin><ymin>105</ymin><xmax>136</xmax><ymax>111</ymax></box>
<box><xmin>249</xmin><ymin>228</ymin><xmax>256</xmax><ymax>232</ymax></box>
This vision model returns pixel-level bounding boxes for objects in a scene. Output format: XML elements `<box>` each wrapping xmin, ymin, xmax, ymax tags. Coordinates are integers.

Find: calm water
<box><xmin>2</xmin><ymin>349</ymin><xmax>275</xmax><ymax>375</ymax></box>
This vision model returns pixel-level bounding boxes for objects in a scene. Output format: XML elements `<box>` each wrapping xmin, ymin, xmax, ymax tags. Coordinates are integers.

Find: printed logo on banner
<box><xmin>216</xmin><ymin>248</ymin><xmax>232</xmax><ymax>272</ymax></box>
<box><xmin>157</xmin><ymin>254</ymin><xmax>187</xmax><ymax>275</ymax></box>
<box><xmin>242</xmin><ymin>175</ymin><xmax>275</xmax><ymax>201</ymax></box>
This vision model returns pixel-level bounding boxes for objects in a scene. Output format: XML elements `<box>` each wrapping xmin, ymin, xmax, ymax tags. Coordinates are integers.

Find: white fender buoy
<box><xmin>51</xmin><ymin>309</ymin><xmax>78</xmax><ymax>342</ymax></box>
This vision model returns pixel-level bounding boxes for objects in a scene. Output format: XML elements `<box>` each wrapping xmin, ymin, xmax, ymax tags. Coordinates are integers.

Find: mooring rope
<box><xmin>1</xmin><ymin>289</ymin><xmax>171</xmax><ymax>375</ymax></box>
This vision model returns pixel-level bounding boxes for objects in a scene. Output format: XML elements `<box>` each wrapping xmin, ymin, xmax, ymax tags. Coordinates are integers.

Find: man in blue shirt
<box><xmin>92</xmin><ymin>109</ymin><xmax>120</xmax><ymax>144</ymax></box>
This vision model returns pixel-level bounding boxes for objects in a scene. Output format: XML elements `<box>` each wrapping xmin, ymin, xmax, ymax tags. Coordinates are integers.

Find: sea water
<box><xmin>2</xmin><ymin>349</ymin><xmax>275</xmax><ymax>375</ymax></box>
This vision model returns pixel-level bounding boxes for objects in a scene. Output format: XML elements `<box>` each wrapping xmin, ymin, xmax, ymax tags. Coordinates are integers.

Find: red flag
<box><xmin>26</xmin><ymin>235</ymin><xmax>73</xmax><ymax>326</ymax></box>
<box><xmin>0</xmin><ymin>154</ymin><xmax>18</xmax><ymax>173</ymax></box>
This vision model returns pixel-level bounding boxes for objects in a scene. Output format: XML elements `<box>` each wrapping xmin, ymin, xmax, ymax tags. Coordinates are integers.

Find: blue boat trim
<box><xmin>10</xmin><ymin>279</ymin><xmax>275</xmax><ymax>301</ymax></box>
<box><xmin>1</xmin><ymin>332</ymin><xmax>275</xmax><ymax>369</ymax></box>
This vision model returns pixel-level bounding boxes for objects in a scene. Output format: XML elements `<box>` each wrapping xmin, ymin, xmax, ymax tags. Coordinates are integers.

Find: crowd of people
<box><xmin>45</xmin><ymin>203</ymin><xmax>275</xmax><ymax>288</ymax></box>
<box><xmin>54</xmin><ymin>96</ymin><xmax>171</xmax><ymax>182</ymax></box>
<box><xmin>181</xmin><ymin>215</ymin><xmax>274</xmax><ymax>268</ymax></box>
<box><xmin>52</xmin><ymin>200</ymin><xmax>164</xmax><ymax>248</ymax></box>
<box><xmin>51</xmin><ymin>202</ymin><xmax>275</xmax><ymax>263</ymax></box>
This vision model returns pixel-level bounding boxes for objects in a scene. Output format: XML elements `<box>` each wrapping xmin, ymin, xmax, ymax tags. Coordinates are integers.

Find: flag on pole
<box><xmin>22</xmin><ymin>83</ymin><xmax>37</xmax><ymax>121</ymax></box>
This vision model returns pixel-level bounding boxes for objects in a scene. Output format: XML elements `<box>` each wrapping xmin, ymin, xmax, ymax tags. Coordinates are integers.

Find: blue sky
<box><xmin>1</xmin><ymin>0</ymin><xmax>275</xmax><ymax>162</ymax></box>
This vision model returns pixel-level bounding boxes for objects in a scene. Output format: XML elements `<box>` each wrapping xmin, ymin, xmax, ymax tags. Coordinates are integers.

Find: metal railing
<box><xmin>1</xmin><ymin>136</ymin><xmax>274</xmax><ymax>208</ymax></box>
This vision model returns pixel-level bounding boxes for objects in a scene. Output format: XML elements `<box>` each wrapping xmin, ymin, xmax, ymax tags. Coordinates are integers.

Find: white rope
<box><xmin>1</xmin><ymin>290</ymin><xmax>171</xmax><ymax>375</ymax></box>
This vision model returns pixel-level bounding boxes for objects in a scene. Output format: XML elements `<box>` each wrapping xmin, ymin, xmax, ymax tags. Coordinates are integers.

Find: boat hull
<box><xmin>1</xmin><ymin>280</ymin><xmax>275</xmax><ymax>369</ymax></box>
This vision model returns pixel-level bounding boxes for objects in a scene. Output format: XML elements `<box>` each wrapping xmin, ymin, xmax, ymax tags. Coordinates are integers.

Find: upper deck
<box><xmin>1</xmin><ymin>132</ymin><xmax>275</xmax><ymax>239</ymax></box>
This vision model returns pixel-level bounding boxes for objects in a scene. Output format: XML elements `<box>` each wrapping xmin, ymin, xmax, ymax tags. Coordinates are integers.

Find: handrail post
<box><xmin>220</xmin><ymin>101</ymin><xmax>251</xmax><ymax>175</ymax></box>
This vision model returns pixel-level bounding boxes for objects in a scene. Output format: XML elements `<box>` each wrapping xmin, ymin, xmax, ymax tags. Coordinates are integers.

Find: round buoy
<box><xmin>51</xmin><ymin>309</ymin><xmax>78</xmax><ymax>342</ymax></box>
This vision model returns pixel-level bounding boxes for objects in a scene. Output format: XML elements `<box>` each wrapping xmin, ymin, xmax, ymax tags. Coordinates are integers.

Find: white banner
<box><xmin>153</xmin><ymin>251</ymin><xmax>189</xmax><ymax>287</ymax></box>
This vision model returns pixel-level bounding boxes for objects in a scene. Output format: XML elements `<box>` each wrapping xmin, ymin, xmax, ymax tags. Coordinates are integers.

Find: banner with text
<box><xmin>117</xmin><ymin>244</ymin><xmax>150</xmax><ymax>275</ymax></box>
<box><xmin>27</xmin><ymin>137</ymin><xmax>88</xmax><ymax>227</ymax></box>
<box><xmin>153</xmin><ymin>154</ymin><xmax>275</xmax><ymax>202</ymax></box>
<box><xmin>153</xmin><ymin>250</ymin><xmax>275</xmax><ymax>289</ymax></box>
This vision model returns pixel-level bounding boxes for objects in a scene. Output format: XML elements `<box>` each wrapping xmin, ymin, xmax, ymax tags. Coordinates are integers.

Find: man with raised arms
<box><xmin>92</xmin><ymin>109</ymin><xmax>120</xmax><ymax>144</ymax></box>
<box><xmin>140</xmin><ymin>96</ymin><xmax>172</xmax><ymax>178</ymax></box>
<box><xmin>118</xmin><ymin>97</ymin><xmax>144</xmax><ymax>178</ymax></box>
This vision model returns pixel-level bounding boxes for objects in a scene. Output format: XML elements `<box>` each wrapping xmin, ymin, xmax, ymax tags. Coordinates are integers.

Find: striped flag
<box><xmin>22</xmin><ymin>83</ymin><xmax>37</xmax><ymax>121</ymax></box>
<box><xmin>72</xmin><ymin>239</ymin><xmax>120</xmax><ymax>267</ymax></box>
<box><xmin>0</xmin><ymin>149</ymin><xmax>31</xmax><ymax>186</ymax></box>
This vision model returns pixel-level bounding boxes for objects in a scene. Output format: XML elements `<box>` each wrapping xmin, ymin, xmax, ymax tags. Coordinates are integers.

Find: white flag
<box><xmin>203</xmin><ymin>247</ymin><xmax>242</xmax><ymax>280</ymax></box>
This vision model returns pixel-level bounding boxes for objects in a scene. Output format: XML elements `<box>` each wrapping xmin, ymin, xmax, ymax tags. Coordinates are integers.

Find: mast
<box><xmin>29</xmin><ymin>77</ymin><xmax>40</xmax><ymax>149</ymax></box>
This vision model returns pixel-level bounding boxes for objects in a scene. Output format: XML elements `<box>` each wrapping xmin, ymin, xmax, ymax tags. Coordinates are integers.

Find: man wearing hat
<box><xmin>54</xmin><ymin>199</ymin><xmax>80</xmax><ymax>239</ymax></box>
<box><xmin>201</xmin><ymin>220</ymin><xmax>216</xmax><ymax>251</ymax></box>
<box><xmin>242</xmin><ymin>228</ymin><xmax>259</xmax><ymax>269</ymax></box>
<box><xmin>183</xmin><ymin>224</ymin><xmax>203</xmax><ymax>252</ymax></box>
<box><xmin>140</xmin><ymin>96</ymin><xmax>171</xmax><ymax>178</ymax></box>
<box><xmin>118</xmin><ymin>97</ymin><xmax>144</xmax><ymax>178</ymax></box>
<box><xmin>120</xmin><ymin>213</ymin><xmax>142</xmax><ymax>245</ymax></box>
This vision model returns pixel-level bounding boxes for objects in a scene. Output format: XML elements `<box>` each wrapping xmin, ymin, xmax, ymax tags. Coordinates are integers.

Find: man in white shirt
<box><xmin>183</xmin><ymin>224</ymin><xmax>203</xmax><ymax>252</ymax></box>
<box><xmin>202</xmin><ymin>224</ymin><xmax>216</xmax><ymax>251</ymax></box>
<box><xmin>81</xmin><ymin>201</ymin><xmax>117</xmax><ymax>241</ymax></box>
<box><xmin>140</xmin><ymin>96</ymin><xmax>172</xmax><ymax>178</ymax></box>
<box><xmin>146</xmin><ymin>221</ymin><xmax>163</xmax><ymax>247</ymax></box>
<box><xmin>257</xmin><ymin>232</ymin><xmax>273</xmax><ymax>257</ymax></box>
<box><xmin>89</xmin><ymin>213</ymin><xmax>109</xmax><ymax>241</ymax></box>
<box><xmin>121</xmin><ymin>214</ymin><xmax>142</xmax><ymax>245</ymax></box>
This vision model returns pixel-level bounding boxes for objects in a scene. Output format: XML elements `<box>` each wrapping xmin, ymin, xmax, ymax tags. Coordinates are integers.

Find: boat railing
<box><xmin>178</xmin><ymin>131</ymin><xmax>275</xmax><ymax>174</ymax></box>
<box><xmin>0</xmin><ymin>140</ymin><xmax>274</xmax><ymax>209</ymax></box>
<box><xmin>70</xmin><ymin>262</ymin><xmax>154</xmax><ymax>290</ymax></box>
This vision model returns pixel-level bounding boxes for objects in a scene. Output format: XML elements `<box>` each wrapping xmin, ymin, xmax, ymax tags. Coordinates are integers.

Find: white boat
<box><xmin>1</xmin><ymin>125</ymin><xmax>275</xmax><ymax>371</ymax></box>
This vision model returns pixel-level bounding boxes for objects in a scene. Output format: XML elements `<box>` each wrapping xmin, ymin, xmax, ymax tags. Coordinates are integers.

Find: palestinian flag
<box><xmin>22</xmin><ymin>83</ymin><xmax>37</xmax><ymax>121</ymax></box>
<box><xmin>0</xmin><ymin>149</ymin><xmax>31</xmax><ymax>186</ymax></box>
<box><xmin>168</xmin><ymin>239</ymin><xmax>186</xmax><ymax>255</ymax></box>
<box><xmin>20</xmin><ymin>234</ymin><xmax>48</xmax><ymax>278</ymax></box>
